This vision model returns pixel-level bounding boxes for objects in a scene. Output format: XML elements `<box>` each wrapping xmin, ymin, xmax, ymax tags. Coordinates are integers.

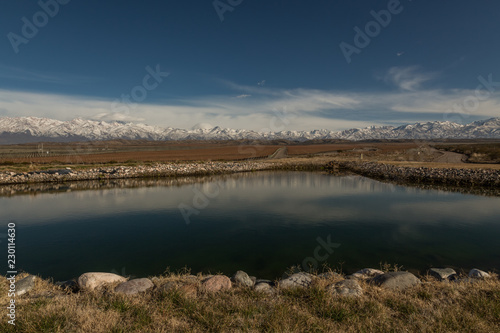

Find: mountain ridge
<box><xmin>0</xmin><ymin>116</ymin><xmax>499</xmax><ymax>144</ymax></box>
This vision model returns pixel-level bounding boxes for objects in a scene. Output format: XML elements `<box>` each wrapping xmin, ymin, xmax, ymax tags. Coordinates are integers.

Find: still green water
<box><xmin>1</xmin><ymin>172</ymin><xmax>499</xmax><ymax>281</ymax></box>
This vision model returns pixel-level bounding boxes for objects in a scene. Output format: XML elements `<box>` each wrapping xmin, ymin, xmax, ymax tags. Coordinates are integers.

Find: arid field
<box><xmin>0</xmin><ymin>140</ymin><xmax>499</xmax><ymax>167</ymax></box>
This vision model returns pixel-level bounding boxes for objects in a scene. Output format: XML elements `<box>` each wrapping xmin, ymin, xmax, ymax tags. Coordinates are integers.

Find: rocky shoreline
<box><xmin>334</xmin><ymin>161</ymin><xmax>500</xmax><ymax>188</ymax></box>
<box><xmin>1</xmin><ymin>159</ymin><xmax>499</xmax><ymax>196</ymax></box>
<box><xmin>13</xmin><ymin>267</ymin><xmax>496</xmax><ymax>299</ymax></box>
<box><xmin>0</xmin><ymin>160</ymin><xmax>324</xmax><ymax>186</ymax></box>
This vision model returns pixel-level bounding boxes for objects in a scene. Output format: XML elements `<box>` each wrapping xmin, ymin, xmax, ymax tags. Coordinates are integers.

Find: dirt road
<box><xmin>431</xmin><ymin>148</ymin><xmax>466</xmax><ymax>163</ymax></box>
<box><xmin>268</xmin><ymin>147</ymin><xmax>288</xmax><ymax>159</ymax></box>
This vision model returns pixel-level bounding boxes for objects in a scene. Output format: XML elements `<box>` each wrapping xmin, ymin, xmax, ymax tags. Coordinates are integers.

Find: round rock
<box><xmin>279</xmin><ymin>272</ymin><xmax>313</xmax><ymax>289</ymax></box>
<box><xmin>77</xmin><ymin>272</ymin><xmax>127</xmax><ymax>291</ymax></box>
<box><xmin>202</xmin><ymin>275</ymin><xmax>232</xmax><ymax>293</ymax></box>
<box><xmin>349</xmin><ymin>268</ymin><xmax>384</xmax><ymax>280</ymax></box>
<box><xmin>327</xmin><ymin>279</ymin><xmax>363</xmax><ymax>297</ymax></box>
<box><xmin>16</xmin><ymin>275</ymin><xmax>36</xmax><ymax>296</ymax></box>
<box><xmin>429</xmin><ymin>268</ymin><xmax>457</xmax><ymax>281</ymax></box>
<box><xmin>231</xmin><ymin>270</ymin><xmax>254</xmax><ymax>288</ymax></box>
<box><xmin>370</xmin><ymin>272</ymin><xmax>420</xmax><ymax>291</ymax></box>
<box><xmin>468</xmin><ymin>269</ymin><xmax>491</xmax><ymax>279</ymax></box>
<box><xmin>115</xmin><ymin>278</ymin><xmax>154</xmax><ymax>295</ymax></box>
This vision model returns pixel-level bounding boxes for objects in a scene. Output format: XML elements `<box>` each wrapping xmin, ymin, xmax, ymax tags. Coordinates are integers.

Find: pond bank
<box><xmin>0</xmin><ymin>159</ymin><xmax>323</xmax><ymax>186</ymax></box>
<box><xmin>334</xmin><ymin>161</ymin><xmax>500</xmax><ymax>188</ymax></box>
<box><xmin>3</xmin><ymin>267</ymin><xmax>498</xmax><ymax>332</ymax></box>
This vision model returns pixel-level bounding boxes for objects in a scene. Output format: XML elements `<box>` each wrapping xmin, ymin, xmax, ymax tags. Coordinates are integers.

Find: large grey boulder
<box><xmin>231</xmin><ymin>271</ymin><xmax>254</xmax><ymax>288</ymax></box>
<box><xmin>279</xmin><ymin>272</ymin><xmax>313</xmax><ymax>289</ymax></box>
<box><xmin>327</xmin><ymin>279</ymin><xmax>363</xmax><ymax>297</ymax></box>
<box><xmin>468</xmin><ymin>269</ymin><xmax>491</xmax><ymax>279</ymax></box>
<box><xmin>115</xmin><ymin>278</ymin><xmax>154</xmax><ymax>295</ymax></box>
<box><xmin>429</xmin><ymin>268</ymin><xmax>457</xmax><ymax>281</ymax></box>
<box><xmin>371</xmin><ymin>272</ymin><xmax>420</xmax><ymax>290</ymax></box>
<box><xmin>16</xmin><ymin>275</ymin><xmax>36</xmax><ymax>296</ymax></box>
<box><xmin>77</xmin><ymin>272</ymin><xmax>127</xmax><ymax>291</ymax></box>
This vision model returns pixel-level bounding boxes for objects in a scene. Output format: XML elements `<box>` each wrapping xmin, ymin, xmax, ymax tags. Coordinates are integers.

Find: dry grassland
<box><xmin>1</xmin><ymin>272</ymin><xmax>499</xmax><ymax>333</ymax></box>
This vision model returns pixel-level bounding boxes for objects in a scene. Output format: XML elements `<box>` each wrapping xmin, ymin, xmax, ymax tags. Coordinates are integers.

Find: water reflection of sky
<box><xmin>2</xmin><ymin>171</ymin><xmax>500</xmax><ymax>279</ymax></box>
<box><xmin>1</xmin><ymin>172</ymin><xmax>499</xmax><ymax>227</ymax></box>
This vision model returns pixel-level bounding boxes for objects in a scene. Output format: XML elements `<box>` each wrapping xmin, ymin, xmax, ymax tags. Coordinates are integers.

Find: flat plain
<box><xmin>0</xmin><ymin>140</ymin><xmax>499</xmax><ymax>171</ymax></box>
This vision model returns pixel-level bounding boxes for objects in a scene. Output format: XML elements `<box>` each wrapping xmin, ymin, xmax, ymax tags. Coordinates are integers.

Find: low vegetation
<box><xmin>0</xmin><ymin>140</ymin><xmax>499</xmax><ymax>173</ymax></box>
<box><xmin>1</xmin><ymin>271</ymin><xmax>499</xmax><ymax>332</ymax></box>
<box><xmin>437</xmin><ymin>142</ymin><xmax>500</xmax><ymax>164</ymax></box>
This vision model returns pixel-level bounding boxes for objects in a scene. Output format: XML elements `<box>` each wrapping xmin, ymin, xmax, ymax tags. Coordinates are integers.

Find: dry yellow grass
<box><xmin>1</xmin><ymin>272</ymin><xmax>499</xmax><ymax>332</ymax></box>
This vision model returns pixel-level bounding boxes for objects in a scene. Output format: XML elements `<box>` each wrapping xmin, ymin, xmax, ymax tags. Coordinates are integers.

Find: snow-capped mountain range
<box><xmin>0</xmin><ymin>117</ymin><xmax>499</xmax><ymax>144</ymax></box>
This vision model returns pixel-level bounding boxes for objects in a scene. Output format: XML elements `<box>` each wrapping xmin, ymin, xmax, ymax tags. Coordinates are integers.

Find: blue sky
<box><xmin>0</xmin><ymin>0</ymin><xmax>499</xmax><ymax>131</ymax></box>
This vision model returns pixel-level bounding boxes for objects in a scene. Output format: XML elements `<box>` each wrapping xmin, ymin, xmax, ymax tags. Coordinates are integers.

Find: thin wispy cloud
<box><xmin>1</xmin><ymin>76</ymin><xmax>499</xmax><ymax>132</ymax></box>
<box><xmin>0</xmin><ymin>65</ymin><xmax>99</xmax><ymax>85</ymax></box>
<box><xmin>92</xmin><ymin>112</ymin><xmax>146</xmax><ymax>123</ymax></box>
<box><xmin>235</xmin><ymin>94</ymin><xmax>251</xmax><ymax>99</ymax></box>
<box><xmin>383</xmin><ymin>66</ymin><xmax>438</xmax><ymax>91</ymax></box>
<box><xmin>216</xmin><ymin>79</ymin><xmax>279</xmax><ymax>97</ymax></box>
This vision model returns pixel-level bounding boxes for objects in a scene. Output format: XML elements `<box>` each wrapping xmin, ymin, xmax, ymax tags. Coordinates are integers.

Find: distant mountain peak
<box><xmin>0</xmin><ymin>116</ymin><xmax>499</xmax><ymax>144</ymax></box>
<box><xmin>191</xmin><ymin>123</ymin><xmax>214</xmax><ymax>130</ymax></box>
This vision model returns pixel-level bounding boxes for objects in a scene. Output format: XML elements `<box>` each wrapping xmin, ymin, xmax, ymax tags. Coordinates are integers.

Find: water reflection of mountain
<box><xmin>0</xmin><ymin>171</ymin><xmax>379</xmax><ymax>197</ymax></box>
<box><xmin>1</xmin><ymin>170</ymin><xmax>498</xmax><ymax>198</ymax></box>
<box><xmin>1</xmin><ymin>172</ymin><xmax>500</xmax><ymax>228</ymax></box>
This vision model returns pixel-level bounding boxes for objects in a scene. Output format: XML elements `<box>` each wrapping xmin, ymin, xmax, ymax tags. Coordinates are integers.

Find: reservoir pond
<box><xmin>1</xmin><ymin>171</ymin><xmax>499</xmax><ymax>281</ymax></box>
